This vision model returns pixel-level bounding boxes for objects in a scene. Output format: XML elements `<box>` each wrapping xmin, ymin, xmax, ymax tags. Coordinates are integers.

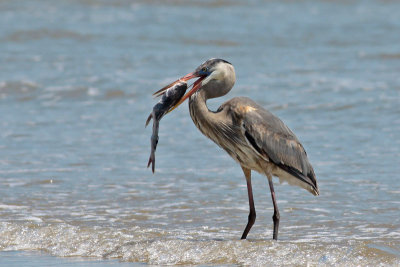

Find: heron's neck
<box><xmin>188</xmin><ymin>91</ymin><xmax>219</xmax><ymax>139</ymax></box>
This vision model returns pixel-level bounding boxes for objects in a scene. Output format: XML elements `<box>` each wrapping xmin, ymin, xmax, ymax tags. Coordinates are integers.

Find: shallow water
<box><xmin>1</xmin><ymin>0</ymin><xmax>400</xmax><ymax>265</ymax></box>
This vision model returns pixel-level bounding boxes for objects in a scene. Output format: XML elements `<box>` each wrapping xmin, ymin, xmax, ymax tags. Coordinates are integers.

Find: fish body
<box><xmin>145</xmin><ymin>81</ymin><xmax>188</xmax><ymax>173</ymax></box>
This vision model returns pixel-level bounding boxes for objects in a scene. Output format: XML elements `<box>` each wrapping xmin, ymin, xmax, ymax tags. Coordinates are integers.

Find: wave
<box><xmin>1</xmin><ymin>222</ymin><xmax>399</xmax><ymax>265</ymax></box>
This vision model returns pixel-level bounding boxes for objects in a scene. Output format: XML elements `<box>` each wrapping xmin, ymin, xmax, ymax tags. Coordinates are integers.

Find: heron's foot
<box><xmin>241</xmin><ymin>210</ymin><xmax>256</xmax><ymax>239</ymax></box>
<box><xmin>272</xmin><ymin>211</ymin><xmax>280</xmax><ymax>240</ymax></box>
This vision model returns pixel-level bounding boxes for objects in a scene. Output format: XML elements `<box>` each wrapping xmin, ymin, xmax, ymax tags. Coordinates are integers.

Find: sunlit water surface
<box><xmin>1</xmin><ymin>0</ymin><xmax>400</xmax><ymax>265</ymax></box>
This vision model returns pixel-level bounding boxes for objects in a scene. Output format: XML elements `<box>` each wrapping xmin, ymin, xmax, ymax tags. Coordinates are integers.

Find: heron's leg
<box><xmin>241</xmin><ymin>166</ymin><xmax>256</xmax><ymax>240</ymax></box>
<box><xmin>268</xmin><ymin>178</ymin><xmax>280</xmax><ymax>240</ymax></box>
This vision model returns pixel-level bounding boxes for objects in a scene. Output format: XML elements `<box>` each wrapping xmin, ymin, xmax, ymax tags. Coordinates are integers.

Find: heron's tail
<box><xmin>276</xmin><ymin>163</ymin><xmax>319</xmax><ymax>196</ymax></box>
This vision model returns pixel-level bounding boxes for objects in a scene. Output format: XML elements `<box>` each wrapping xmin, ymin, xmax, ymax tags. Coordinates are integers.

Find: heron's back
<box><xmin>189</xmin><ymin>94</ymin><xmax>319</xmax><ymax>195</ymax></box>
<box><xmin>223</xmin><ymin>97</ymin><xmax>319</xmax><ymax>195</ymax></box>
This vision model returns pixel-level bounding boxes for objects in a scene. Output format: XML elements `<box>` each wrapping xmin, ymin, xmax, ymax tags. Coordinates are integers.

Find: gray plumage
<box><xmin>226</xmin><ymin>97</ymin><xmax>318</xmax><ymax>195</ymax></box>
<box><xmin>145</xmin><ymin>81</ymin><xmax>187</xmax><ymax>173</ymax></box>
<box><xmin>152</xmin><ymin>58</ymin><xmax>319</xmax><ymax>240</ymax></box>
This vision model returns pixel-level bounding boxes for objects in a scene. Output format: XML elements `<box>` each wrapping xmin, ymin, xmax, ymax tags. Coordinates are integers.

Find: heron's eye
<box><xmin>201</xmin><ymin>67</ymin><xmax>208</xmax><ymax>73</ymax></box>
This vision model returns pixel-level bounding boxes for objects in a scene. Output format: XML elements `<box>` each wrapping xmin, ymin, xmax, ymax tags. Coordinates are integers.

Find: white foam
<box><xmin>0</xmin><ymin>222</ymin><xmax>399</xmax><ymax>266</ymax></box>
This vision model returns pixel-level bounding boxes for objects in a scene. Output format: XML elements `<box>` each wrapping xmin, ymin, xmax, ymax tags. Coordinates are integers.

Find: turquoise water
<box><xmin>1</xmin><ymin>0</ymin><xmax>400</xmax><ymax>265</ymax></box>
<box><xmin>0</xmin><ymin>251</ymin><xmax>141</xmax><ymax>267</ymax></box>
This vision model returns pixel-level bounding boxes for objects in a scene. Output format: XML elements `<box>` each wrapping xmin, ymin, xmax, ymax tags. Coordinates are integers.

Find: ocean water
<box><xmin>1</xmin><ymin>0</ymin><xmax>400</xmax><ymax>266</ymax></box>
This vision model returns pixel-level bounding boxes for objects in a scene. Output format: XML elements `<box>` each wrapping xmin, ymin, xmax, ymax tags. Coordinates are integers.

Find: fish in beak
<box><xmin>145</xmin><ymin>69</ymin><xmax>208</xmax><ymax>173</ymax></box>
<box><xmin>145</xmin><ymin>81</ymin><xmax>188</xmax><ymax>173</ymax></box>
<box><xmin>152</xmin><ymin>72</ymin><xmax>207</xmax><ymax>113</ymax></box>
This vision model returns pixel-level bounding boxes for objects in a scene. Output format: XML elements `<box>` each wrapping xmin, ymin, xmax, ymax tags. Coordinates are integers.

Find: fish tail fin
<box><xmin>147</xmin><ymin>156</ymin><xmax>155</xmax><ymax>173</ymax></box>
<box><xmin>147</xmin><ymin>157</ymin><xmax>151</xmax><ymax>168</ymax></box>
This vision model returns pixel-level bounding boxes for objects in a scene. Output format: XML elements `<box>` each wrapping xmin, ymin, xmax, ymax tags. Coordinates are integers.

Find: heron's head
<box><xmin>153</xmin><ymin>58</ymin><xmax>236</xmax><ymax>112</ymax></box>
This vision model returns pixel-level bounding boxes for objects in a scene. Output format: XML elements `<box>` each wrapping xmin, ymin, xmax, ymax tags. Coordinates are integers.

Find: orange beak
<box><xmin>153</xmin><ymin>72</ymin><xmax>206</xmax><ymax>112</ymax></box>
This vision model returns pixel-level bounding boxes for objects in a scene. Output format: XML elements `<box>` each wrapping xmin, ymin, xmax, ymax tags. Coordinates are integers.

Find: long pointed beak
<box><xmin>153</xmin><ymin>72</ymin><xmax>206</xmax><ymax>112</ymax></box>
<box><xmin>153</xmin><ymin>72</ymin><xmax>199</xmax><ymax>97</ymax></box>
<box><xmin>168</xmin><ymin>75</ymin><xmax>205</xmax><ymax>112</ymax></box>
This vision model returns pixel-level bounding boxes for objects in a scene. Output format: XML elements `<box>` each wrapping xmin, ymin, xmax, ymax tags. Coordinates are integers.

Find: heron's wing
<box><xmin>227</xmin><ymin>97</ymin><xmax>319</xmax><ymax>195</ymax></box>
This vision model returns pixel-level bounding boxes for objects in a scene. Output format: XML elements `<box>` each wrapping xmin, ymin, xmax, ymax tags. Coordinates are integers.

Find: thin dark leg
<box><xmin>241</xmin><ymin>166</ymin><xmax>256</xmax><ymax>240</ymax></box>
<box><xmin>268</xmin><ymin>178</ymin><xmax>280</xmax><ymax>240</ymax></box>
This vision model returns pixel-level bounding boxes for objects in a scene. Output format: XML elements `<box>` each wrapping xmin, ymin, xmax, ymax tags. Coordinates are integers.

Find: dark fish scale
<box><xmin>145</xmin><ymin>81</ymin><xmax>188</xmax><ymax>173</ymax></box>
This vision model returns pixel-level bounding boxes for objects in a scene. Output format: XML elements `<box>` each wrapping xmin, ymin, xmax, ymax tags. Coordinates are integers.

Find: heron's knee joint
<box><xmin>248</xmin><ymin>211</ymin><xmax>256</xmax><ymax>224</ymax></box>
<box><xmin>272</xmin><ymin>212</ymin><xmax>280</xmax><ymax>221</ymax></box>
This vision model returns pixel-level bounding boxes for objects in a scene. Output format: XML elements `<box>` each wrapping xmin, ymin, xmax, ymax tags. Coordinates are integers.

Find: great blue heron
<box><xmin>155</xmin><ymin>58</ymin><xmax>319</xmax><ymax>240</ymax></box>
